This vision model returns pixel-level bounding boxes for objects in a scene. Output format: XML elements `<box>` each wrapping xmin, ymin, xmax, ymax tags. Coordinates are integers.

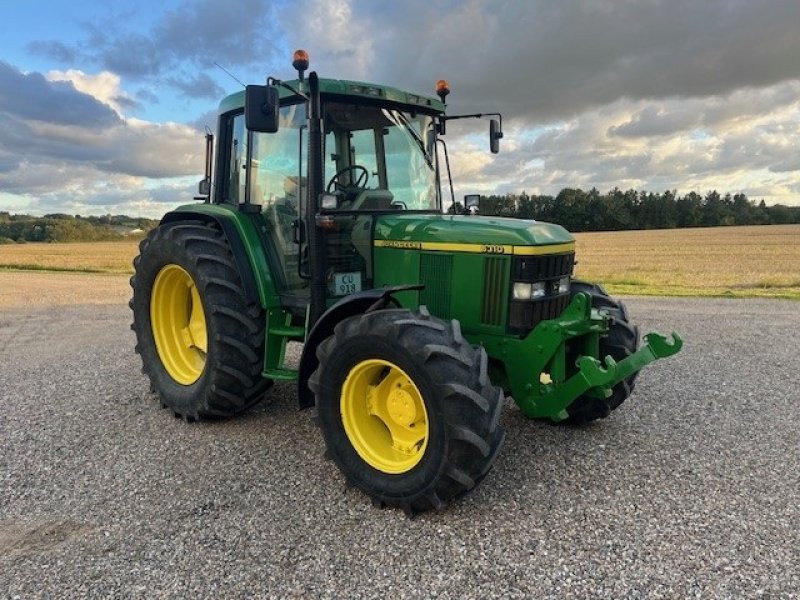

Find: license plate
<box><xmin>333</xmin><ymin>272</ymin><xmax>362</xmax><ymax>296</ymax></box>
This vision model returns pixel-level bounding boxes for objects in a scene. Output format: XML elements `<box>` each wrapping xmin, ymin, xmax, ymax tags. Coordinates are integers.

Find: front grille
<box><xmin>508</xmin><ymin>252</ymin><xmax>575</xmax><ymax>335</ymax></box>
<box><xmin>513</xmin><ymin>253</ymin><xmax>575</xmax><ymax>281</ymax></box>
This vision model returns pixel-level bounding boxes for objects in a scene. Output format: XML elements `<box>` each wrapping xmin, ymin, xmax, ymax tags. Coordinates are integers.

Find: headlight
<box><xmin>557</xmin><ymin>276</ymin><xmax>570</xmax><ymax>294</ymax></box>
<box><xmin>513</xmin><ymin>281</ymin><xmax>546</xmax><ymax>300</ymax></box>
<box><xmin>512</xmin><ymin>282</ymin><xmax>532</xmax><ymax>300</ymax></box>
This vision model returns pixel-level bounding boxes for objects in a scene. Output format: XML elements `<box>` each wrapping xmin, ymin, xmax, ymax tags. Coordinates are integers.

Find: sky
<box><xmin>1</xmin><ymin>0</ymin><xmax>800</xmax><ymax>218</ymax></box>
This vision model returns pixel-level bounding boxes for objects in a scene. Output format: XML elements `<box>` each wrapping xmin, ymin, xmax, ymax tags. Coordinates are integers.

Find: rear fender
<box><xmin>161</xmin><ymin>205</ymin><xmax>280</xmax><ymax>309</ymax></box>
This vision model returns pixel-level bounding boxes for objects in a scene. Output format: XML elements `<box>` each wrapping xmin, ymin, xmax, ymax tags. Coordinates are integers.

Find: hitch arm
<box><xmin>515</xmin><ymin>330</ymin><xmax>683</xmax><ymax>421</ymax></box>
<box><xmin>609</xmin><ymin>331</ymin><xmax>683</xmax><ymax>383</ymax></box>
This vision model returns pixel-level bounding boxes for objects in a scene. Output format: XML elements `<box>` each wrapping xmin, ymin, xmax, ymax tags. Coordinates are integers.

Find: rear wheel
<box><xmin>130</xmin><ymin>221</ymin><xmax>271</xmax><ymax>420</ymax></box>
<box><xmin>310</xmin><ymin>308</ymin><xmax>505</xmax><ymax>514</ymax></box>
<box><xmin>565</xmin><ymin>281</ymin><xmax>640</xmax><ymax>424</ymax></box>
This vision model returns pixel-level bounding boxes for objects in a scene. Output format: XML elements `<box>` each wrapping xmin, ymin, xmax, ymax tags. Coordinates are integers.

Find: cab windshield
<box><xmin>322</xmin><ymin>102</ymin><xmax>439</xmax><ymax>211</ymax></box>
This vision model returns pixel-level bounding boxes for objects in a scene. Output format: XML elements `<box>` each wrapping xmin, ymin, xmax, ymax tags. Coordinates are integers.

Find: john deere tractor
<box><xmin>130</xmin><ymin>51</ymin><xmax>681</xmax><ymax>514</ymax></box>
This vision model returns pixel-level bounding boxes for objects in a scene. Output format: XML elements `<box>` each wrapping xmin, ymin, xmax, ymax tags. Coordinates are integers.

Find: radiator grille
<box><xmin>480</xmin><ymin>256</ymin><xmax>507</xmax><ymax>326</ymax></box>
<box><xmin>513</xmin><ymin>252</ymin><xmax>575</xmax><ymax>281</ymax></box>
<box><xmin>419</xmin><ymin>253</ymin><xmax>452</xmax><ymax>318</ymax></box>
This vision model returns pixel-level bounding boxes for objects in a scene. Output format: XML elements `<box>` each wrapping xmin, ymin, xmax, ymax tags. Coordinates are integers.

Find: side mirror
<box><xmin>490</xmin><ymin>119</ymin><xmax>503</xmax><ymax>154</ymax></box>
<box><xmin>245</xmin><ymin>85</ymin><xmax>279</xmax><ymax>133</ymax></box>
<box><xmin>194</xmin><ymin>177</ymin><xmax>211</xmax><ymax>200</ymax></box>
<box><xmin>464</xmin><ymin>194</ymin><xmax>480</xmax><ymax>214</ymax></box>
<box><xmin>197</xmin><ymin>178</ymin><xmax>210</xmax><ymax>196</ymax></box>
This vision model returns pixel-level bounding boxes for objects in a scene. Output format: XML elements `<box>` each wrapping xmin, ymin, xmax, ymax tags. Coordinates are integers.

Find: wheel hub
<box><xmin>387</xmin><ymin>387</ymin><xmax>417</xmax><ymax>426</ymax></box>
<box><xmin>340</xmin><ymin>359</ymin><xmax>429</xmax><ymax>474</ymax></box>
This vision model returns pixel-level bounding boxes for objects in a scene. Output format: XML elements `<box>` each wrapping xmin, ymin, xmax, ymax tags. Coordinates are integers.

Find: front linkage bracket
<box><xmin>506</xmin><ymin>293</ymin><xmax>683</xmax><ymax>421</ymax></box>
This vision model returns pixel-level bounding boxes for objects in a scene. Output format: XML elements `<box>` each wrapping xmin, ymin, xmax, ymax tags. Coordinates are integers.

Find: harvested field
<box><xmin>0</xmin><ymin>240</ymin><xmax>138</xmax><ymax>274</ymax></box>
<box><xmin>1</xmin><ymin>224</ymin><xmax>798</xmax><ymax>299</ymax></box>
<box><xmin>0</xmin><ymin>272</ymin><xmax>130</xmax><ymax>308</ymax></box>
<box><xmin>573</xmin><ymin>224</ymin><xmax>800</xmax><ymax>299</ymax></box>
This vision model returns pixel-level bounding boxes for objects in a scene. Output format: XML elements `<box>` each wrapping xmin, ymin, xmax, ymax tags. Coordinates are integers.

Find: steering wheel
<box><xmin>326</xmin><ymin>165</ymin><xmax>369</xmax><ymax>193</ymax></box>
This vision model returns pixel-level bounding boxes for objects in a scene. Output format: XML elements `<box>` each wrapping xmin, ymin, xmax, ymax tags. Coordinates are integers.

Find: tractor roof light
<box><xmin>435</xmin><ymin>79</ymin><xmax>450</xmax><ymax>103</ymax></box>
<box><xmin>293</xmin><ymin>49</ymin><xmax>310</xmax><ymax>81</ymax></box>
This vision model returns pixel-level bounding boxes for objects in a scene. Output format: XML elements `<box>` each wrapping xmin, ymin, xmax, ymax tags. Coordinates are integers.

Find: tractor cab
<box><xmin>212</xmin><ymin>76</ymin><xmax>446</xmax><ymax>316</ymax></box>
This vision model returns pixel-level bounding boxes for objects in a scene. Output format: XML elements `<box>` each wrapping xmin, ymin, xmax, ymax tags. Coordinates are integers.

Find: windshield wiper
<box><xmin>385</xmin><ymin>110</ymin><xmax>433</xmax><ymax>169</ymax></box>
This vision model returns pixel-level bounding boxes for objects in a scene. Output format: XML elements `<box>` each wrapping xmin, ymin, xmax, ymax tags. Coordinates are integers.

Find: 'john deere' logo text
<box><xmin>378</xmin><ymin>240</ymin><xmax>422</xmax><ymax>249</ymax></box>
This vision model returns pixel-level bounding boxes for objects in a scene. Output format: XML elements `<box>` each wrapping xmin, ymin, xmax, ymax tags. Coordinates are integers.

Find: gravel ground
<box><xmin>1</xmin><ymin>292</ymin><xmax>798</xmax><ymax>599</ymax></box>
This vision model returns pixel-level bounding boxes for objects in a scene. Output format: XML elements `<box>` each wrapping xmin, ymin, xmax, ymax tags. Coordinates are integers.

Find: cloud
<box><xmin>153</xmin><ymin>0</ymin><xmax>281</xmax><ymax>68</ymax></box>
<box><xmin>47</xmin><ymin>69</ymin><xmax>139</xmax><ymax>115</ymax></box>
<box><xmin>609</xmin><ymin>82</ymin><xmax>800</xmax><ymax>139</ymax></box>
<box><xmin>28</xmin><ymin>0</ymin><xmax>283</xmax><ymax>97</ymax></box>
<box><xmin>0</xmin><ymin>62</ymin><xmax>204</xmax><ymax>208</ymax></box>
<box><xmin>29</xmin><ymin>0</ymin><xmax>800</xmax><ymax>121</ymax></box>
<box><xmin>443</xmin><ymin>79</ymin><xmax>800</xmax><ymax>204</ymax></box>
<box><xmin>27</xmin><ymin>40</ymin><xmax>78</xmax><ymax>64</ymax></box>
<box><xmin>609</xmin><ymin>105</ymin><xmax>701</xmax><ymax>139</ymax></box>
<box><xmin>0</xmin><ymin>60</ymin><xmax>120</xmax><ymax>129</ymax></box>
<box><xmin>275</xmin><ymin>0</ymin><xmax>800</xmax><ymax>125</ymax></box>
<box><xmin>136</xmin><ymin>88</ymin><xmax>159</xmax><ymax>105</ymax></box>
<box><xmin>97</xmin><ymin>118</ymin><xmax>204</xmax><ymax>178</ymax></box>
<box><xmin>0</xmin><ymin>115</ymin><xmax>202</xmax><ymax>182</ymax></box>
<box><xmin>278</xmin><ymin>0</ymin><xmax>374</xmax><ymax>79</ymax></box>
<box><xmin>4</xmin><ymin>170</ymin><xmax>200</xmax><ymax>218</ymax></box>
<box><xmin>12</xmin><ymin>0</ymin><xmax>800</xmax><ymax>213</ymax></box>
<box><xmin>166</xmin><ymin>72</ymin><xmax>225</xmax><ymax>100</ymax></box>
<box><xmin>87</xmin><ymin>29</ymin><xmax>162</xmax><ymax>78</ymax></box>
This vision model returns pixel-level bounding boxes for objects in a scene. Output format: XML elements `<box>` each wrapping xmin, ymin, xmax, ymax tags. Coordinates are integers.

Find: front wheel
<box><xmin>309</xmin><ymin>308</ymin><xmax>505</xmax><ymax>514</ymax></box>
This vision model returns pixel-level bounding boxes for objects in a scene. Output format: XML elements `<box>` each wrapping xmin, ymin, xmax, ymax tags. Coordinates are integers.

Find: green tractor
<box><xmin>130</xmin><ymin>51</ymin><xmax>681</xmax><ymax>514</ymax></box>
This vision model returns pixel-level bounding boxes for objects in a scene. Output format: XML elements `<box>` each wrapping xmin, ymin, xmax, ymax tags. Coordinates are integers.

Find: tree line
<box><xmin>450</xmin><ymin>188</ymin><xmax>800</xmax><ymax>232</ymax></box>
<box><xmin>0</xmin><ymin>213</ymin><xmax>159</xmax><ymax>243</ymax></box>
<box><xmin>2</xmin><ymin>189</ymin><xmax>798</xmax><ymax>244</ymax></box>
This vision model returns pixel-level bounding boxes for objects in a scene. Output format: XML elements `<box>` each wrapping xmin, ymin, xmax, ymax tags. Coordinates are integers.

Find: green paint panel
<box><xmin>374</xmin><ymin>214</ymin><xmax>574</xmax><ymax>247</ymax></box>
<box><xmin>373</xmin><ymin>247</ymin><xmax>421</xmax><ymax>309</ymax></box>
<box><xmin>479</xmin><ymin>294</ymin><xmax>682</xmax><ymax>420</ymax></box>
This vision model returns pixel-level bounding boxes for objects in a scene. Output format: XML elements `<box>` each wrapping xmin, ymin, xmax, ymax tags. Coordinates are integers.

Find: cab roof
<box><xmin>218</xmin><ymin>77</ymin><xmax>446</xmax><ymax>115</ymax></box>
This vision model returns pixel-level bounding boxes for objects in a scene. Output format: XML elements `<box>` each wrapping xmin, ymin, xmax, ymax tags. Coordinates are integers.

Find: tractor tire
<box><xmin>564</xmin><ymin>281</ymin><xmax>640</xmax><ymax>424</ymax></box>
<box><xmin>130</xmin><ymin>221</ymin><xmax>271</xmax><ymax>421</ymax></box>
<box><xmin>309</xmin><ymin>307</ymin><xmax>505</xmax><ymax>515</ymax></box>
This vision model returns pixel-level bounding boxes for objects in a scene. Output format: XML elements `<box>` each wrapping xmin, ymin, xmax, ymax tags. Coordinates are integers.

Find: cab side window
<box><xmin>220</xmin><ymin>113</ymin><xmax>247</xmax><ymax>204</ymax></box>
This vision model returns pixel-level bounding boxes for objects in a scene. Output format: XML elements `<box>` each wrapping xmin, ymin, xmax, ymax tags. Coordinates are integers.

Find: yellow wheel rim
<box><xmin>150</xmin><ymin>264</ymin><xmax>207</xmax><ymax>385</ymax></box>
<box><xmin>340</xmin><ymin>359</ymin><xmax>429</xmax><ymax>474</ymax></box>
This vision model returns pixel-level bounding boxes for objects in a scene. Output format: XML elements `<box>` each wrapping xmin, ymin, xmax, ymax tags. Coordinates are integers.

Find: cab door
<box><xmin>222</xmin><ymin>104</ymin><xmax>309</xmax><ymax>304</ymax></box>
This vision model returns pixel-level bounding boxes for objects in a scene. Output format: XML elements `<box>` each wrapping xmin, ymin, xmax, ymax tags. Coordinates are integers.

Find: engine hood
<box><xmin>374</xmin><ymin>214</ymin><xmax>574</xmax><ymax>249</ymax></box>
